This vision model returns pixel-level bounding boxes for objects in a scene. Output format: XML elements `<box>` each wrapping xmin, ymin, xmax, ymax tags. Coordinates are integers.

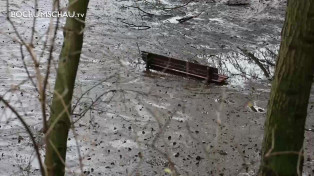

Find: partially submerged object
<box><xmin>226</xmin><ymin>0</ymin><xmax>250</xmax><ymax>6</ymax></box>
<box><xmin>141</xmin><ymin>51</ymin><xmax>228</xmax><ymax>84</ymax></box>
<box><xmin>176</xmin><ymin>12</ymin><xmax>203</xmax><ymax>24</ymax></box>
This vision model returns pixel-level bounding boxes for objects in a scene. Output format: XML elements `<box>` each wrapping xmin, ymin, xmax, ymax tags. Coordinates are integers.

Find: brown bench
<box><xmin>141</xmin><ymin>51</ymin><xmax>228</xmax><ymax>83</ymax></box>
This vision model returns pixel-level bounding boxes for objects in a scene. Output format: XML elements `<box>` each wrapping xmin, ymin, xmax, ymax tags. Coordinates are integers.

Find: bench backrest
<box><xmin>142</xmin><ymin>51</ymin><xmax>219</xmax><ymax>80</ymax></box>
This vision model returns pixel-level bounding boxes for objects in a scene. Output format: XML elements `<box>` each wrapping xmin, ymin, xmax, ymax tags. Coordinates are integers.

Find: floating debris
<box><xmin>247</xmin><ymin>102</ymin><xmax>265</xmax><ymax>113</ymax></box>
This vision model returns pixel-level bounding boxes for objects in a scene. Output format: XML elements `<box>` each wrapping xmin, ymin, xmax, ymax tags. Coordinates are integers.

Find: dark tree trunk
<box><xmin>259</xmin><ymin>0</ymin><xmax>314</xmax><ymax>175</ymax></box>
<box><xmin>44</xmin><ymin>1</ymin><xmax>89</xmax><ymax>175</ymax></box>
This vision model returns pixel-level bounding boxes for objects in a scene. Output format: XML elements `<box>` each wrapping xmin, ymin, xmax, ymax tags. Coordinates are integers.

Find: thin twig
<box><xmin>237</xmin><ymin>47</ymin><xmax>270</xmax><ymax>78</ymax></box>
<box><xmin>120</xmin><ymin>20</ymin><xmax>151</xmax><ymax>30</ymax></box>
<box><xmin>163</xmin><ymin>0</ymin><xmax>195</xmax><ymax>10</ymax></box>
<box><xmin>126</xmin><ymin>5</ymin><xmax>156</xmax><ymax>17</ymax></box>
<box><xmin>42</xmin><ymin>0</ymin><xmax>61</xmax><ymax>133</ymax></box>
<box><xmin>73</xmin><ymin>90</ymin><xmax>117</xmax><ymax>124</ymax></box>
<box><xmin>72</xmin><ymin>74</ymin><xmax>116</xmax><ymax>112</ymax></box>
<box><xmin>20</xmin><ymin>45</ymin><xmax>39</xmax><ymax>93</ymax></box>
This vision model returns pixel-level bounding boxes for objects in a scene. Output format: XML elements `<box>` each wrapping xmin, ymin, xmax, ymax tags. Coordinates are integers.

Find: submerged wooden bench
<box><xmin>141</xmin><ymin>51</ymin><xmax>228</xmax><ymax>83</ymax></box>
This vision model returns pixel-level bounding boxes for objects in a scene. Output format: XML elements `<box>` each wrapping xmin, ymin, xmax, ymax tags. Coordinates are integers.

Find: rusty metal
<box><xmin>141</xmin><ymin>51</ymin><xmax>228</xmax><ymax>83</ymax></box>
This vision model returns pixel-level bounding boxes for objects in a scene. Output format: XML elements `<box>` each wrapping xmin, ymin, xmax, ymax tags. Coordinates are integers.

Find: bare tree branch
<box><xmin>0</xmin><ymin>96</ymin><xmax>46</xmax><ymax>176</ymax></box>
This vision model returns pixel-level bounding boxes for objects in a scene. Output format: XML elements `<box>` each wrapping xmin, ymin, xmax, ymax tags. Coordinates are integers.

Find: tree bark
<box><xmin>44</xmin><ymin>1</ymin><xmax>89</xmax><ymax>175</ymax></box>
<box><xmin>259</xmin><ymin>0</ymin><xmax>314</xmax><ymax>175</ymax></box>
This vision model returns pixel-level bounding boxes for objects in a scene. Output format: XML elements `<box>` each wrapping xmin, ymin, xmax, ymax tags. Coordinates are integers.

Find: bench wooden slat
<box><xmin>142</xmin><ymin>51</ymin><xmax>228</xmax><ymax>83</ymax></box>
